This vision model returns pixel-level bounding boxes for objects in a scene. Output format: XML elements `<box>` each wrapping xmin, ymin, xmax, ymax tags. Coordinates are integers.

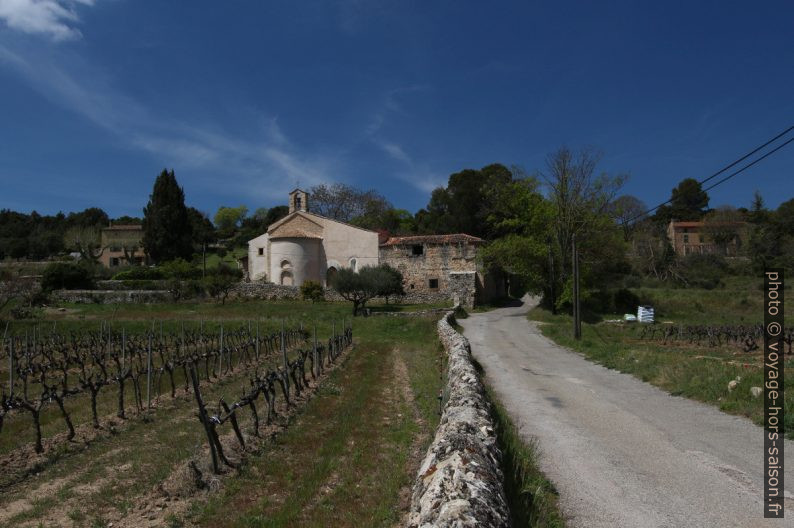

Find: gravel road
<box><xmin>460</xmin><ymin>297</ymin><xmax>793</xmax><ymax>528</ymax></box>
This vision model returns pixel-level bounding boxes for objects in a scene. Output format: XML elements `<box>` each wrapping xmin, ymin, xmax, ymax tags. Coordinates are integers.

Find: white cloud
<box><xmin>376</xmin><ymin>140</ymin><xmax>411</xmax><ymax>164</ymax></box>
<box><xmin>0</xmin><ymin>0</ymin><xmax>95</xmax><ymax>41</ymax></box>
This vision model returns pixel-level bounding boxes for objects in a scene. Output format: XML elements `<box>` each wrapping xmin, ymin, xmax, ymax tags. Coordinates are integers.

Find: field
<box><xmin>530</xmin><ymin>283</ymin><xmax>794</xmax><ymax>439</ymax></box>
<box><xmin>0</xmin><ymin>300</ymin><xmax>445</xmax><ymax>528</ymax></box>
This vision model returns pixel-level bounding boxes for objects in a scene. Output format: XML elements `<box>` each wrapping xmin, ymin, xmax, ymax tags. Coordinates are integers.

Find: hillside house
<box><xmin>666</xmin><ymin>220</ymin><xmax>747</xmax><ymax>256</ymax></box>
<box><xmin>99</xmin><ymin>225</ymin><xmax>146</xmax><ymax>267</ymax></box>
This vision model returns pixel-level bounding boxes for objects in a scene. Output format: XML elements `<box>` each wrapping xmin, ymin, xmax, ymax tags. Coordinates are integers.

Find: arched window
<box><xmin>281</xmin><ymin>260</ymin><xmax>292</xmax><ymax>270</ymax></box>
<box><xmin>349</xmin><ymin>258</ymin><xmax>357</xmax><ymax>272</ymax></box>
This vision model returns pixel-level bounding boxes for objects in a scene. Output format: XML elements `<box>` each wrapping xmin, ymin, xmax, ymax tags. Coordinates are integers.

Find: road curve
<box><xmin>460</xmin><ymin>296</ymin><xmax>794</xmax><ymax>528</ymax></box>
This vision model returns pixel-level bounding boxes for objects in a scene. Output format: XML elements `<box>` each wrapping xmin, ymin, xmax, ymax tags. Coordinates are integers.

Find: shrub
<box><xmin>202</xmin><ymin>264</ymin><xmax>242</xmax><ymax>304</ymax></box>
<box><xmin>112</xmin><ymin>267</ymin><xmax>164</xmax><ymax>280</ymax></box>
<box><xmin>160</xmin><ymin>259</ymin><xmax>202</xmax><ymax>280</ymax></box>
<box><xmin>300</xmin><ymin>280</ymin><xmax>325</xmax><ymax>302</ymax></box>
<box><xmin>613</xmin><ymin>288</ymin><xmax>641</xmax><ymax>314</ymax></box>
<box><xmin>41</xmin><ymin>262</ymin><xmax>94</xmax><ymax>291</ymax></box>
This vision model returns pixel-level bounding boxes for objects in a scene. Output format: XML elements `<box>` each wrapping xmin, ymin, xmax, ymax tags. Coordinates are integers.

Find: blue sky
<box><xmin>0</xmin><ymin>1</ymin><xmax>792</xmax><ymax>219</ymax></box>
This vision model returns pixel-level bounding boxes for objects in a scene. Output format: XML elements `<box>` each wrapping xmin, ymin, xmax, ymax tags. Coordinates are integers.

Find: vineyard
<box><xmin>637</xmin><ymin>323</ymin><xmax>794</xmax><ymax>354</ymax></box>
<box><xmin>0</xmin><ymin>316</ymin><xmax>352</xmax><ymax>489</ymax></box>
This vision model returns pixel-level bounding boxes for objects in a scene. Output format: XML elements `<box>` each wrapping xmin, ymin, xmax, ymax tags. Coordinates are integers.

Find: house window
<box><xmin>429</xmin><ymin>278</ymin><xmax>439</xmax><ymax>289</ymax></box>
<box><xmin>412</xmin><ymin>244</ymin><xmax>424</xmax><ymax>256</ymax></box>
<box><xmin>110</xmin><ymin>257</ymin><xmax>120</xmax><ymax>267</ymax></box>
<box><xmin>683</xmin><ymin>234</ymin><xmax>689</xmax><ymax>243</ymax></box>
<box><xmin>349</xmin><ymin>258</ymin><xmax>357</xmax><ymax>271</ymax></box>
<box><xmin>258</xmin><ymin>247</ymin><xmax>264</xmax><ymax>256</ymax></box>
<box><xmin>295</xmin><ymin>196</ymin><xmax>302</xmax><ymax>209</ymax></box>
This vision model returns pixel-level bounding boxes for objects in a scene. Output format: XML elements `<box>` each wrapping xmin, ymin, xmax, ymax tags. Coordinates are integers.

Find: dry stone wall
<box><xmin>407</xmin><ymin>311</ymin><xmax>510</xmax><ymax>527</ymax></box>
<box><xmin>52</xmin><ymin>289</ymin><xmax>171</xmax><ymax>304</ymax></box>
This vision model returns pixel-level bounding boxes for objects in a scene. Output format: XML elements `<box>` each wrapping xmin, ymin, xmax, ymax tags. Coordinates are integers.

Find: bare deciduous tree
<box><xmin>308</xmin><ymin>183</ymin><xmax>392</xmax><ymax>223</ymax></box>
<box><xmin>542</xmin><ymin>146</ymin><xmax>627</xmax><ymax>278</ymax></box>
<box><xmin>63</xmin><ymin>226</ymin><xmax>103</xmax><ymax>263</ymax></box>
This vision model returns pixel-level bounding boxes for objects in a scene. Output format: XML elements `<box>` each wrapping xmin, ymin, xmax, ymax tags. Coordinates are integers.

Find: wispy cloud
<box><xmin>365</xmin><ymin>85</ymin><xmax>445</xmax><ymax>193</ymax></box>
<box><xmin>0</xmin><ymin>42</ymin><xmax>337</xmax><ymax>201</ymax></box>
<box><xmin>0</xmin><ymin>0</ymin><xmax>95</xmax><ymax>41</ymax></box>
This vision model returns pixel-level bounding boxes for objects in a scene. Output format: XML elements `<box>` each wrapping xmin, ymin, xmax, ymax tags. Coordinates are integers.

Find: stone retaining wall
<box><xmin>407</xmin><ymin>311</ymin><xmax>510</xmax><ymax>527</ymax></box>
<box><xmin>52</xmin><ymin>289</ymin><xmax>172</xmax><ymax>304</ymax></box>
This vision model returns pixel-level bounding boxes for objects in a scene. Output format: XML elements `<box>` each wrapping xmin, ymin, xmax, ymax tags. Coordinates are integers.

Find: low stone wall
<box><xmin>52</xmin><ymin>289</ymin><xmax>172</xmax><ymax>304</ymax></box>
<box><xmin>368</xmin><ymin>307</ymin><xmax>450</xmax><ymax>318</ymax></box>
<box><xmin>96</xmin><ymin>280</ymin><xmax>170</xmax><ymax>291</ymax></box>
<box><xmin>407</xmin><ymin>311</ymin><xmax>510</xmax><ymax>527</ymax></box>
<box><xmin>231</xmin><ymin>282</ymin><xmax>300</xmax><ymax>300</ymax></box>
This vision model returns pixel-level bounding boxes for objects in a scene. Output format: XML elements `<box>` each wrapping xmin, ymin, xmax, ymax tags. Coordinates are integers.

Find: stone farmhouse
<box><xmin>247</xmin><ymin>189</ymin><xmax>503</xmax><ymax>306</ymax></box>
<box><xmin>99</xmin><ymin>224</ymin><xmax>146</xmax><ymax>268</ymax></box>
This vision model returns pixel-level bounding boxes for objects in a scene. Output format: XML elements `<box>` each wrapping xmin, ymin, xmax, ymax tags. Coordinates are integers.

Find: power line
<box><xmin>624</xmin><ymin>126</ymin><xmax>794</xmax><ymax>224</ymax></box>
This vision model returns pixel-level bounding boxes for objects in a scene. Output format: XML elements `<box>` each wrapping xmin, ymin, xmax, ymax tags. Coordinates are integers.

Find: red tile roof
<box><xmin>380</xmin><ymin>233</ymin><xmax>485</xmax><ymax>246</ymax></box>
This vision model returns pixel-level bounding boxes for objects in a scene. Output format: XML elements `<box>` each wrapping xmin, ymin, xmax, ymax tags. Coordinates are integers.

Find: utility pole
<box><xmin>202</xmin><ymin>242</ymin><xmax>207</xmax><ymax>278</ymax></box>
<box><xmin>572</xmin><ymin>234</ymin><xmax>581</xmax><ymax>340</ymax></box>
<box><xmin>547</xmin><ymin>236</ymin><xmax>556</xmax><ymax>314</ymax></box>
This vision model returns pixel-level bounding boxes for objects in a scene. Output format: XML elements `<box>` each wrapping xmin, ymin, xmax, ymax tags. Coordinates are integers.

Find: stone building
<box><xmin>247</xmin><ymin>189</ymin><xmax>503</xmax><ymax>306</ymax></box>
<box><xmin>379</xmin><ymin>234</ymin><xmax>504</xmax><ymax>307</ymax></box>
<box><xmin>247</xmin><ymin>189</ymin><xmax>379</xmax><ymax>285</ymax></box>
<box><xmin>99</xmin><ymin>224</ymin><xmax>146</xmax><ymax>268</ymax></box>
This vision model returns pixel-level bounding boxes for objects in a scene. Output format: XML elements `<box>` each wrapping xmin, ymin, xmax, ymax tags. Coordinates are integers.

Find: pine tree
<box><xmin>142</xmin><ymin>169</ymin><xmax>193</xmax><ymax>263</ymax></box>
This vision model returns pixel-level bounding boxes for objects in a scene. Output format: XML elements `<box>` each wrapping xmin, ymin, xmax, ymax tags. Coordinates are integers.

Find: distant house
<box><xmin>99</xmin><ymin>225</ymin><xmax>146</xmax><ymax>267</ymax></box>
<box><xmin>666</xmin><ymin>220</ymin><xmax>747</xmax><ymax>256</ymax></box>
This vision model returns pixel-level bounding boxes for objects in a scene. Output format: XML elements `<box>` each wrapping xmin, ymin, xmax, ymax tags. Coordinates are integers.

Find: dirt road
<box><xmin>460</xmin><ymin>297</ymin><xmax>793</xmax><ymax>528</ymax></box>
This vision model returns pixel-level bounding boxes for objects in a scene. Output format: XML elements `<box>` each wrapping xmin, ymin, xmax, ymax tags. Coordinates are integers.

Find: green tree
<box><xmin>214</xmin><ymin>205</ymin><xmax>249</xmax><ymax>236</ymax></box>
<box><xmin>187</xmin><ymin>207</ymin><xmax>216</xmax><ymax>249</ymax></box>
<box><xmin>330</xmin><ymin>265</ymin><xmax>401</xmax><ymax>315</ymax></box>
<box><xmin>415</xmin><ymin>163</ymin><xmax>513</xmax><ymax>237</ymax></box>
<box><xmin>479</xmin><ymin>177</ymin><xmax>555</xmax><ymax>298</ymax></box>
<box><xmin>142</xmin><ymin>169</ymin><xmax>193</xmax><ymax>263</ymax></box>
<box><xmin>659</xmin><ymin>178</ymin><xmax>710</xmax><ymax>222</ymax></box>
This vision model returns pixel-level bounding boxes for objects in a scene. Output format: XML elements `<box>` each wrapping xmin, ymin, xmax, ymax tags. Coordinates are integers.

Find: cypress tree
<box><xmin>142</xmin><ymin>169</ymin><xmax>193</xmax><ymax>263</ymax></box>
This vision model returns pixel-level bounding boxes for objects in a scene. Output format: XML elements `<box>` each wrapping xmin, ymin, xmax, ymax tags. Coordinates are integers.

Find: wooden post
<box><xmin>8</xmin><ymin>337</ymin><xmax>14</xmax><ymax>396</ymax></box>
<box><xmin>146</xmin><ymin>332</ymin><xmax>153</xmax><ymax>410</ymax></box>
<box><xmin>218</xmin><ymin>325</ymin><xmax>224</xmax><ymax>376</ymax></box>
<box><xmin>572</xmin><ymin>234</ymin><xmax>581</xmax><ymax>340</ymax></box>
<box><xmin>122</xmin><ymin>327</ymin><xmax>126</xmax><ymax>372</ymax></box>
<box><xmin>281</xmin><ymin>319</ymin><xmax>289</xmax><ymax>393</ymax></box>
<box><xmin>255</xmin><ymin>320</ymin><xmax>260</xmax><ymax>360</ymax></box>
<box><xmin>313</xmin><ymin>324</ymin><xmax>318</xmax><ymax>378</ymax></box>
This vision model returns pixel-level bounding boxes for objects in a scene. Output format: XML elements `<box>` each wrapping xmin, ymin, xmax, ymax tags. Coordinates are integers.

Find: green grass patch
<box><xmin>530</xmin><ymin>287</ymin><xmax>794</xmax><ymax>439</ymax></box>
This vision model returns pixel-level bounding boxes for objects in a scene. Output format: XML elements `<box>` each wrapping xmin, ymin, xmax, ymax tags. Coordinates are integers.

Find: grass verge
<box><xmin>530</xmin><ymin>301</ymin><xmax>794</xmax><ymax>439</ymax></box>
